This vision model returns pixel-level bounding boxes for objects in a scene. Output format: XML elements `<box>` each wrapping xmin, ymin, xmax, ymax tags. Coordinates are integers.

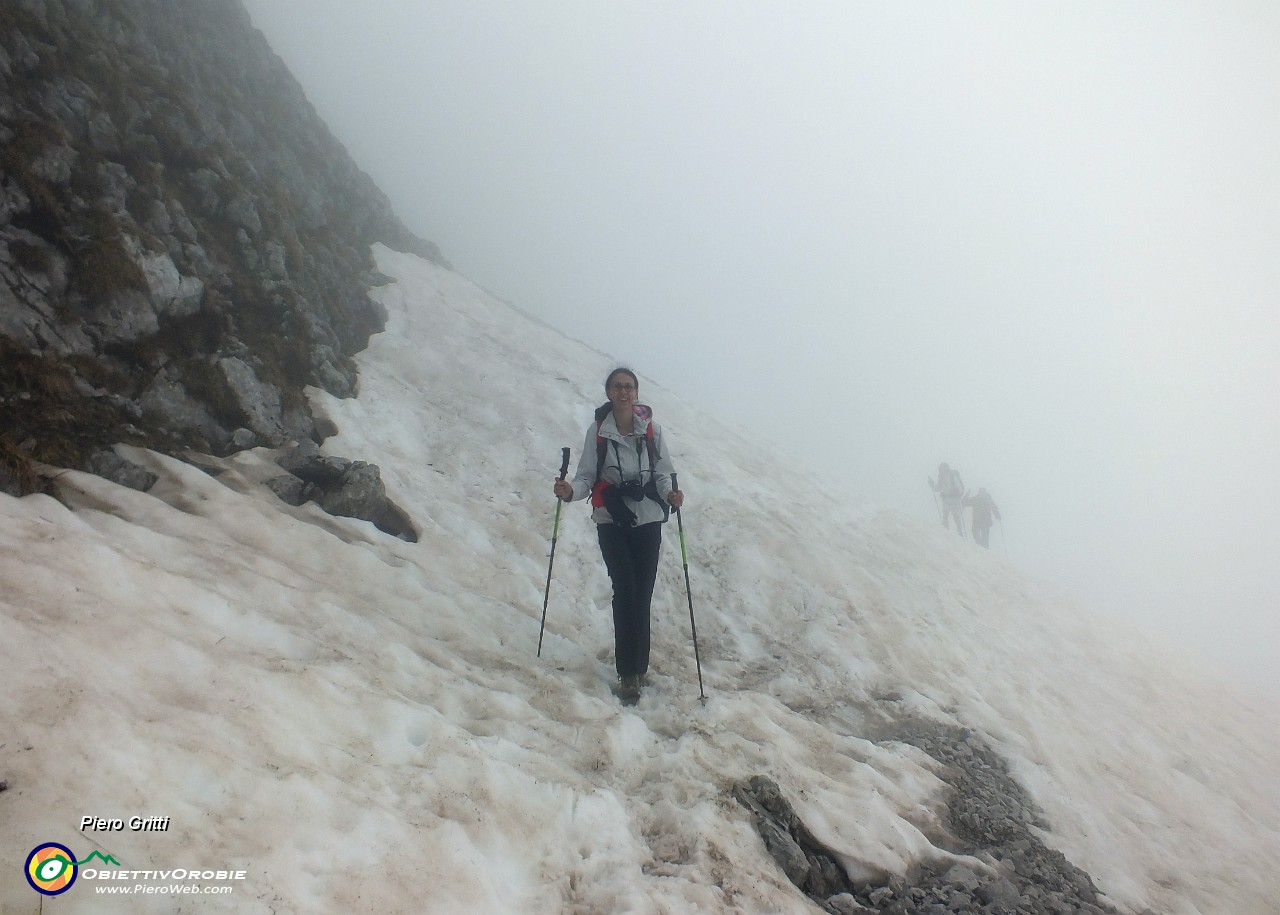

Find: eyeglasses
<box><xmin>609</xmin><ymin>383</ymin><xmax>637</xmax><ymax>392</ymax></box>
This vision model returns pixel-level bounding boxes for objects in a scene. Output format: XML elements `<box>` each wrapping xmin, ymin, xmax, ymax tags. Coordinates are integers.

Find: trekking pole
<box><xmin>930</xmin><ymin>488</ymin><xmax>944</xmax><ymax>524</ymax></box>
<box><xmin>671</xmin><ymin>473</ymin><xmax>707</xmax><ymax>702</ymax></box>
<box><xmin>537</xmin><ymin>447</ymin><xmax>572</xmax><ymax>657</ymax></box>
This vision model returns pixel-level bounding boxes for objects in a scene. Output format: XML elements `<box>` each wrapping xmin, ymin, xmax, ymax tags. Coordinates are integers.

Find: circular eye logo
<box><xmin>25</xmin><ymin>843</ymin><xmax>78</xmax><ymax>895</ymax></box>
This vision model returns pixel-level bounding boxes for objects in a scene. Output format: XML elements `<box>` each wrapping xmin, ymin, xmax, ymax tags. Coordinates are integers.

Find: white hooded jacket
<box><xmin>566</xmin><ymin>409</ymin><xmax>675</xmax><ymax>526</ymax></box>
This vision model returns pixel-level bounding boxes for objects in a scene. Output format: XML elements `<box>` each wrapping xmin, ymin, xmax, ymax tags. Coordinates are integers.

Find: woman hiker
<box><xmin>553</xmin><ymin>368</ymin><xmax>684</xmax><ymax>703</ymax></box>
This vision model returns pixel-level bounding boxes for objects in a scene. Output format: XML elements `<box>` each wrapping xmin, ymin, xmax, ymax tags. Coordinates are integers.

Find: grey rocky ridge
<box><xmin>0</xmin><ymin>0</ymin><xmax>438</xmax><ymax>534</ymax></box>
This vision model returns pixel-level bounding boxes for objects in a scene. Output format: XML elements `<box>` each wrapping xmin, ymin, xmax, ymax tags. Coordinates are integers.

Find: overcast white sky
<box><xmin>241</xmin><ymin>1</ymin><xmax>1279</xmax><ymax>695</ymax></box>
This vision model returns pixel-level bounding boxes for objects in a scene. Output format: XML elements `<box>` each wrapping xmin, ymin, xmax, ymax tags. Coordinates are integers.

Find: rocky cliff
<box><xmin>0</xmin><ymin>0</ymin><xmax>444</xmax><ymax>496</ymax></box>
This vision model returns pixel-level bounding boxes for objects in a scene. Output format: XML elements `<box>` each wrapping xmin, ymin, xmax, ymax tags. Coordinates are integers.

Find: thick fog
<box><xmin>242</xmin><ymin>1</ymin><xmax>1279</xmax><ymax>696</ymax></box>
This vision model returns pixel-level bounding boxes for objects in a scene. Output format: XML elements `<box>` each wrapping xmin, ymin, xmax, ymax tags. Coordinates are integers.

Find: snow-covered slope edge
<box><xmin>1</xmin><ymin>246</ymin><xmax>1276</xmax><ymax>914</ymax></box>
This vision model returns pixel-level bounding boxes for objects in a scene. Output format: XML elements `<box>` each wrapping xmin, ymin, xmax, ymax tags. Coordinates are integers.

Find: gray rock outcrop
<box><xmin>735</xmin><ymin>719</ymin><xmax>1155</xmax><ymax>915</ymax></box>
<box><xmin>0</xmin><ymin>0</ymin><xmax>446</xmax><ymax>493</ymax></box>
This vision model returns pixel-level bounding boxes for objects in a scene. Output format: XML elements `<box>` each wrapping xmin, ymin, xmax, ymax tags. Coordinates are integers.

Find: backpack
<box><xmin>590</xmin><ymin>404</ymin><xmax>669</xmax><ymax>524</ymax></box>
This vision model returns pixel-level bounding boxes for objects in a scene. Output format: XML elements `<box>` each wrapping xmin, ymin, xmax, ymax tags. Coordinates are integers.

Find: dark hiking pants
<box><xmin>597</xmin><ymin>521</ymin><xmax>662</xmax><ymax>679</ymax></box>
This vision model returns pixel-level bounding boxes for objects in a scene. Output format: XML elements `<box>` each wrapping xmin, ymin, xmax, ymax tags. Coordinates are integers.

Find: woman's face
<box><xmin>607</xmin><ymin>374</ymin><xmax>638</xmax><ymax>412</ymax></box>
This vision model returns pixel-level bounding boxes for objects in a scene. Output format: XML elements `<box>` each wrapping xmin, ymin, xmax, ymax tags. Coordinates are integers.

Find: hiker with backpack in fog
<box><xmin>964</xmin><ymin>487</ymin><xmax>1002</xmax><ymax>549</ymax></box>
<box><xmin>553</xmin><ymin>368</ymin><xmax>684</xmax><ymax>704</ymax></box>
<box><xmin>929</xmin><ymin>462</ymin><xmax>966</xmax><ymax>536</ymax></box>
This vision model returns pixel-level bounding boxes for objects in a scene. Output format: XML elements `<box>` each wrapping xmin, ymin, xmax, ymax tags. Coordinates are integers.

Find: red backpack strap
<box><xmin>633</xmin><ymin>404</ymin><xmax>659</xmax><ymax>467</ymax></box>
<box><xmin>592</xmin><ymin>418</ymin><xmax>608</xmax><ymax>507</ymax></box>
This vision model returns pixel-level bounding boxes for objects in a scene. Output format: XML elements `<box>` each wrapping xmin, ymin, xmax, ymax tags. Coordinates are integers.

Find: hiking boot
<box><xmin>618</xmin><ymin>675</ymin><xmax>642</xmax><ymax>703</ymax></box>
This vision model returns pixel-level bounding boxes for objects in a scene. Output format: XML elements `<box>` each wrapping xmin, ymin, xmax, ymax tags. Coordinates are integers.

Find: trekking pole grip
<box><xmin>672</xmin><ymin>473</ymin><xmax>685</xmax><ymax>557</ymax></box>
<box><xmin>558</xmin><ymin>447</ymin><xmax>571</xmax><ymax>481</ymax></box>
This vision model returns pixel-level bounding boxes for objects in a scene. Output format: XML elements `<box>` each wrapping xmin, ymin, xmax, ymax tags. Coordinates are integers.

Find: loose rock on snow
<box><xmin>269</xmin><ymin>441</ymin><xmax>417</xmax><ymax>541</ymax></box>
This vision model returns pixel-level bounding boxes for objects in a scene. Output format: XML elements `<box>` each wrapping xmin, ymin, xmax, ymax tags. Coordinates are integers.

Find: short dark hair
<box><xmin>605</xmin><ymin>367</ymin><xmax>639</xmax><ymax>393</ymax></box>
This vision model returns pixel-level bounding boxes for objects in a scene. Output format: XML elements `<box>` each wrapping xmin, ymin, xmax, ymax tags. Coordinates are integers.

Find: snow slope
<box><xmin>2</xmin><ymin>246</ymin><xmax>1277</xmax><ymax>914</ymax></box>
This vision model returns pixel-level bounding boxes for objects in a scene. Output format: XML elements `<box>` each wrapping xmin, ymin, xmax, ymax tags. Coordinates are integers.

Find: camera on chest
<box><xmin>618</xmin><ymin>479</ymin><xmax>645</xmax><ymax>502</ymax></box>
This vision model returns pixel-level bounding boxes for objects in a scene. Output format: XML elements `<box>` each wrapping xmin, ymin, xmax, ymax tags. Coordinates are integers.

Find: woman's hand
<box><xmin>666</xmin><ymin>489</ymin><xmax>684</xmax><ymax>509</ymax></box>
<box><xmin>553</xmin><ymin>479</ymin><xmax>573</xmax><ymax>501</ymax></box>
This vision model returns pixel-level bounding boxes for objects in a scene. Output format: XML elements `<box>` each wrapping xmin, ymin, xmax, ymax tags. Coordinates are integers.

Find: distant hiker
<box><xmin>964</xmin><ymin>488</ymin><xmax>1002</xmax><ymax>549</ymax></box>
<box><xmin>553</xmin><ymin>368</ymin><xmax>683</xmax><ymax>704</ymax></box>
<box><xmin>928</xmin><ymin>463</ymin><xmax>965</xmax><ymax>536</ymax></box>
